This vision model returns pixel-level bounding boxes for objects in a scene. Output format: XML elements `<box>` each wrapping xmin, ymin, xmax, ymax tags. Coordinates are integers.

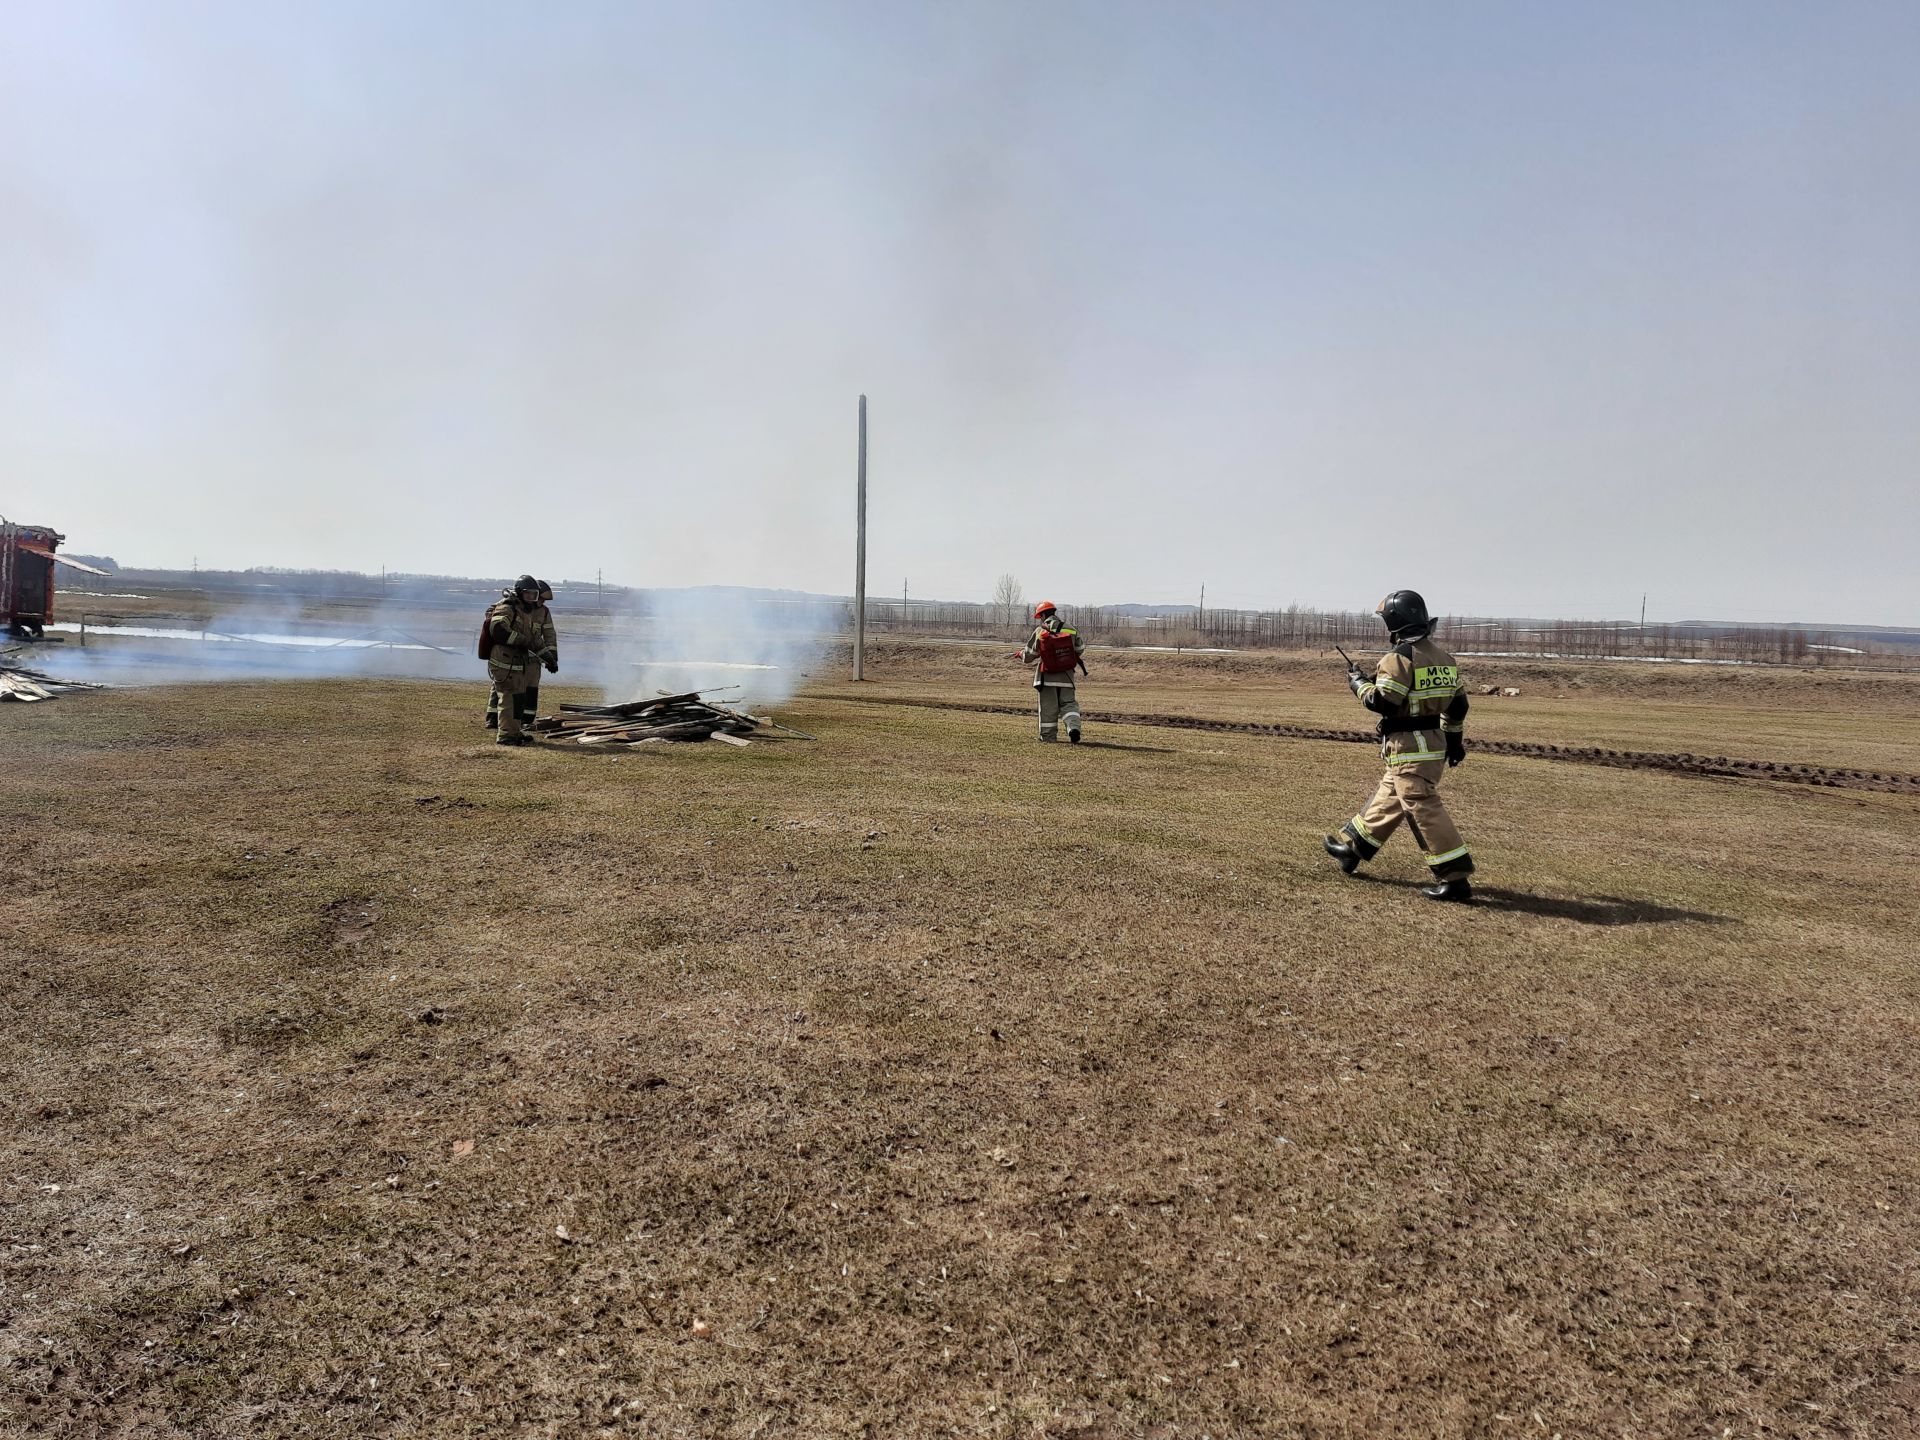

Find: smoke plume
<box><xmin>589</xmin><ymin>588</ymin><xmax>828</xmax><ymax>710</ymax></box>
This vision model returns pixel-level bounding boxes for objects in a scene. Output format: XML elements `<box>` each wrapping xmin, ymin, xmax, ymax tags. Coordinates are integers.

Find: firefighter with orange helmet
<box><xmin>1020</xmin><ymin>601</ymin><xmax>1086</xmax><ymax>742</ymax></box>
<box><xmin>1322</xmin><ymin>590</ymin><xmax>1474</xmax><ymax>901</ymax></box>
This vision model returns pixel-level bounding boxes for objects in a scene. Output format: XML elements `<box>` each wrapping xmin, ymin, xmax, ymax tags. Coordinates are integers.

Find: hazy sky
<box><xmin>4</xmin><ymin>1</ymin><xmax>1916</xmax><ymax>624</ymax></box>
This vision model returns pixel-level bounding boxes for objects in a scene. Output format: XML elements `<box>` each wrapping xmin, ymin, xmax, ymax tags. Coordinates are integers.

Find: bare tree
<box><xmin>991</xmin><ymin>574</ymin><xmax>1025</xmax><ymax>628</ymax></box>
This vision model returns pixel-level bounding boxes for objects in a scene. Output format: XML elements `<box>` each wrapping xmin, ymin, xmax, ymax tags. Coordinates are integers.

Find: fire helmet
<box><xmin>538</xmin><ymin>579</ymin><xmax>554</xmax><ymax>602</ymax></box>
<box><xmin>514</xmin><ymin>573</ymin><xmax>540</xmax><ymax>595</ymax></box>
<box><xmin>1376</xmin><ymin>590</ymin><xmax>1431</xmax><ymax>641</ymax></box>
<box><xmin>1033</xmin><ymin>601</ymin><xmax>1058</xmax><ymax>619</ymax></box>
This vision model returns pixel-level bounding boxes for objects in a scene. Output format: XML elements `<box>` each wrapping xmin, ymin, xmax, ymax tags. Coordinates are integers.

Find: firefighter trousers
<box><xmin>486</xmin><ymin>683</ymin><xmax>539</xmax><ymax>728</ymax></box>
<box><xmin>1036</xmin><ymin>682</ymin><xmax>1081</xmax><ymax>741</ymax></box>
<box><xmin>1341</xmin><ymin>758</ymin><xmax>1473</xmax><ymax>878</ymax></box>
<box><xmin>489</xmin><ymin>663</ymin><xmax>537</xmax><ymax>740</ymax></box>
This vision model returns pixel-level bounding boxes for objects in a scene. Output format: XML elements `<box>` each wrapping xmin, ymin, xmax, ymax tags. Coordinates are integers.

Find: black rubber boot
<box><xmin>1322</xmin><ymin>834</ymin><xmax>1363</xmax><ymax>875</ymax></box>
<box><xmin>484</xmin><ymin>714</ymin><xmax>499</xmax><ymax>730</ymax></box>
<box><xmin>1421</xmin><ymin>877</ymin><xmax>1474</xmax><ymax>903</ymax></box>
<box><xmin>1068</xmin><ymin>729</ymin><xmax>1082</xmax><ymax>743</ymax></box>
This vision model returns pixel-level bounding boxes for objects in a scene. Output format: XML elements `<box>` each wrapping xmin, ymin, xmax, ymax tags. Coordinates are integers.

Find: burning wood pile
<box><xmin>530</xmin><ymin>688</ymin><xmax>813</xmax><ymax>748</ymax></box>
<box><xmin>0</xmin><ymin>657</ymin><xmax>104</xmax><ymax>702</ymax></box>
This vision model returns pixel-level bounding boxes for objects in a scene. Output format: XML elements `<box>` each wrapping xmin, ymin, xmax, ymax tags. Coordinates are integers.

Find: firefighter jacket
<box><xmin>1022</xmin><ymin>622</ymin><xmax>1084</xmax><ymax>688</ymax></box>
<box><xmin>486</xmin><ymin>599</ymin><xmax>557</xmax><ymax>675</ymax></box>
<box><xmin>1352</xmin><ymin>633</ymin><xmax>1468</xmax><ymax>765</ymax></box>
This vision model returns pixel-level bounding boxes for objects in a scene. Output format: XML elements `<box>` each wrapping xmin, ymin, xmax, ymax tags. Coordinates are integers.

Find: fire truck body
<box><xmin>2</xmin><ymin>519</ymin><xmax>107</xmax><ymax>639</ymax></box>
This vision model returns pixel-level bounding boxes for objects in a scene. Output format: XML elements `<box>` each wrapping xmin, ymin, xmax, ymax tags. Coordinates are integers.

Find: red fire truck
<box><xmin>1</xmin><ymin>518</ymin><xmax>108</xmax><ymax>640</ymax></box>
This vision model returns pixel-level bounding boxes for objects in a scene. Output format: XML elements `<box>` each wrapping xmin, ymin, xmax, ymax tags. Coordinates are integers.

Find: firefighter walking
<box><xmin>1021</xmin><ymin>601</ymin><xmax>1086</xmax><ymax>742</ymax></box>
<box><xmin>1322</xmin><ymin>590</ymin><xmax>1475</xmax><ymax>901</ymax></box>
<box><xmin>482</xmin><ymin>574</ymin><xmax>558</xmax><ymax>747</ymax></box>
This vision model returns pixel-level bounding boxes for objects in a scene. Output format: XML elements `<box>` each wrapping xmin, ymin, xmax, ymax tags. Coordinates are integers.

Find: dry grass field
<box><xmin>2</xmin><ymin>647</ymin><xmax>1917</xmax><ymax>1438</ymax></box>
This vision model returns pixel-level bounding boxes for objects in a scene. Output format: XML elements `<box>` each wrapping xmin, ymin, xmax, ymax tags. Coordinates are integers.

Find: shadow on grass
<box><xmin>1470</xmin><ymin>887</ymin><xmax>1733</xmax><ymax>927</ymax></box>
<box><xmin>1071</xmin><ymin>739</ymin><xmax>1178</xmax><ymax>754</ymax></box>
<box><xmin>1359</xmin><ymin>867</ymin><xmax>1735</xmax><ymax>925</ymax></box>
<box><xmin>1348</xmin><ymin>874</ymin><xmax>1731</xmax><ymax>926</ymax></box>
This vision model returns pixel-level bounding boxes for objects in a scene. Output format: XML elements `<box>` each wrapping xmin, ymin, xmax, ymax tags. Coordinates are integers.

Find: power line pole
<box><xmin>853</xmin><ymin>394</ymin><xmax>868</xmax><ymax>680</ymax></box>
<box><xmin>903</xmin><ymin>577</ymin><xmax>908</xmax><ymax>631</ymax></box>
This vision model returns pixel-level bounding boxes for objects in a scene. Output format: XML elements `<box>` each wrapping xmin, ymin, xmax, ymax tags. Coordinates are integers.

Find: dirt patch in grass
<box><xmin>1</xmin><ymin>670</ymin><xmax>1917</xmax><ymax>1436</ymax></box>
<box><xmin>320</xmin><ymin>897</ymin><xmax>383</xmax><ymax>948</ymax></box>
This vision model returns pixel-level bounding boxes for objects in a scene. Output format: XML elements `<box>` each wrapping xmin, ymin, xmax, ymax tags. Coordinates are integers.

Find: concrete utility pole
<box><xmin>854</xmin><ymin>394</ymin><xmax>868</xmax><ymax>680</ymax></box>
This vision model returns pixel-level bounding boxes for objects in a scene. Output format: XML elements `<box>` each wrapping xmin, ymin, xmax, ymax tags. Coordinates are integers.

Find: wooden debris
<box><xmin>532</xmin><ymin>689</ymin><xmax>808</xmax><ymax>748</ymax></box>
<box><xmin>1</xmin><ymin>660</ymin><xmax>104</xmax><ymax>702</ymax></box>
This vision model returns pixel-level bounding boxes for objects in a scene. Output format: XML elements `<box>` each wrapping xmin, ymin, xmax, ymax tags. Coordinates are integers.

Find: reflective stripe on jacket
<box><xmin>486</xmin><ymin>601</ymin><xmax>557</xmax><ymax>672</ymax></box>
<box><xmin>1353</xmin><ymin>633</ymin><xmax>1467</xmax><ymax>763</ymax></box>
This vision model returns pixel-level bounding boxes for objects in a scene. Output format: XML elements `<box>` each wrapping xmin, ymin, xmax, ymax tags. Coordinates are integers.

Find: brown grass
<box><xmin>815</xmin><ymin>640</ymin><xmax>1920</xmax><ymax>774</ymax></box>
<box><xmin>1</xmin><ymin>655</ymin><xmax>1917</xmax><ymax>1437</ymax></box>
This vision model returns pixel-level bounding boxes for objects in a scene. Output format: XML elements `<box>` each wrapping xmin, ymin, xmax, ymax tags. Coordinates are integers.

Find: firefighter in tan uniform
<box><xmin>1020</xmin><ymin>601</ymin><xmax>1087</xmax><ymax>742</ymax></box>
<box><xmin>1322</xmin><ymin>590</ymin><xmax>1475</xmax><ymax>901</ymax></box>
<box><xmin>484</xmin><ymin>574</ymin><xmax>558</xmax><ymax>747</ymax></box>
<box><xmin>486</xmin><ymin>579</ymin><xmax>554</xmax><ymax>731</ymax></box>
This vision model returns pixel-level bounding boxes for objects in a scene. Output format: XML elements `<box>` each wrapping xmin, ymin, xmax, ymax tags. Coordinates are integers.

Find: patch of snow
<box><xmin>48</xmin><ymin>621</ymin><xmax>432</xmax><ymax>651</ymax></box>
<box><xmin>1458</xmin><ymin>650</ymin><xmax>1761</xmax><ymax>666</ymax></box>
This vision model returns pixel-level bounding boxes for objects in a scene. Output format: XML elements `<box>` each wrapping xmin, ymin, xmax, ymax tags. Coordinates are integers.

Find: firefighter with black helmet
<box><xmin>1322</xmin><ymin>590</ymin><xmax>1475</xmax><ymax>901</ymax></box>
<box><xmin>483</xmin><ymin>574</ymin><xmax>558</xmax><ymax>747</ymax></box>
<box><xmin>1020</xmin><ymin>601</ymin><xmax>1086</xmax><ymax>742</ymax></box>
<box><xmin>485</xmin><ymin>579</ymin><xmax>555</xmax><ymax>732</ymax></box>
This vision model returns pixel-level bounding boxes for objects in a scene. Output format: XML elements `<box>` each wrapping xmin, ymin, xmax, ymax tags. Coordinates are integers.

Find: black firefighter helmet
<box><xmin>1376</xmin><ymin>590</ymin><xmax>1432</xmax><ymax>642</ymax></box>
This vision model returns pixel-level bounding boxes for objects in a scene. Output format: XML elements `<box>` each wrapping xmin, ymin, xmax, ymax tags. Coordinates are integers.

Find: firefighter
<box><xmin>1322</xmin><ymin>590</ymin><xmax>1474</xmax><ymax>901</ymax></box>
<box><xmin>1021</xmin><ymin>601</ymin><xmax>1086</xmax><ymax>742</ymax></box>
<box><xmin>486</xmin><ymin>579</ymin><xmax>554</xmax><ymax>731</ymax></box>
<box><xmin>485</xmin><ymin>574</ymin><xmax>558</xmax><ymax>747</ymax></box>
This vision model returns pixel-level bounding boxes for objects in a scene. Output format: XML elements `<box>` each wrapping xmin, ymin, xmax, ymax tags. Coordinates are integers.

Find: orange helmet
<box><xmin>1033</xmin><ymin>601</ymin><xmax>1058</xmax><ymax>619</ymax></box>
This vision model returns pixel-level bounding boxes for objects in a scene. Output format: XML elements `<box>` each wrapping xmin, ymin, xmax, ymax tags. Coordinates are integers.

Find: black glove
<box><xmin>1445</xmin><ymin>732</ymin><xmax>1466</xmax><ymax>768</ymax></box>
<box><xmin>1347</xmin><ymin>668</ymin><xmax>1366</xmax><ymax>698</ymax></box>
<box><xmin>543</xmin><ymin>653</ymin><xmax>559</xmax><ymax>675</ymax></box>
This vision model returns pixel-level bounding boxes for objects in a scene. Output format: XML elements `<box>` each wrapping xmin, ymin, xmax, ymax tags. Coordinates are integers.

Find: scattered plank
<box><xmin>533</xmin><ymin>688</ymin><xmax>802</xmax><ymax>748</ymax></box>
<box><xmin>0</xmin><ymin>660</ymin><xmax>104</xmax><ymax>702</ymax></box>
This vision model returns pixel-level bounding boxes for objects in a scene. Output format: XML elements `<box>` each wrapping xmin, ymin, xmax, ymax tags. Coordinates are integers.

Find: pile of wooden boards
<box><xmin>529</xmin><ymin>689</ymin><xmax>813</xmax><ymax>748</ymax></box>
<box><xmin>0</xmin><ymin>658</ymin><xmax>104</xmax><ymax>703</ymax></box>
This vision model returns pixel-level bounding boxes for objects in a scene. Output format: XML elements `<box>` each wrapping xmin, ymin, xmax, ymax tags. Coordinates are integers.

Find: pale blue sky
<box><xmin>3</xmin><ymin>1</ymin><xmax>1916</xmax><ymax>623</ymax></box>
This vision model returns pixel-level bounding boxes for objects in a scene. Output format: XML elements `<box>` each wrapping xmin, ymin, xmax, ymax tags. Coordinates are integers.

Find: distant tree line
<box><xmin>55</xmin><ymin>564</ymin><xmax>1904</xmax><ymax>667</ymax></box>
<box><xmin>849</xmin><ymin>595</ymin><xmax>1896</xmax><ymax>667</ymax></box>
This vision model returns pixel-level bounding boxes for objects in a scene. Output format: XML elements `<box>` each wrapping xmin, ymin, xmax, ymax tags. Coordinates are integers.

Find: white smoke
<box><xmin>27</xmin><ymin>597</ymin><xmax>477</xmax><ymax>688</ymax></box>
<box><xmin>25</xmin><ymin>586</ymin><xmax>836</xmax><ymax>711</ymax></box>
<box><xmin>588</xmin><ymin>587</ymin><xmax>829</xmax><ymax>709</ymax></box>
